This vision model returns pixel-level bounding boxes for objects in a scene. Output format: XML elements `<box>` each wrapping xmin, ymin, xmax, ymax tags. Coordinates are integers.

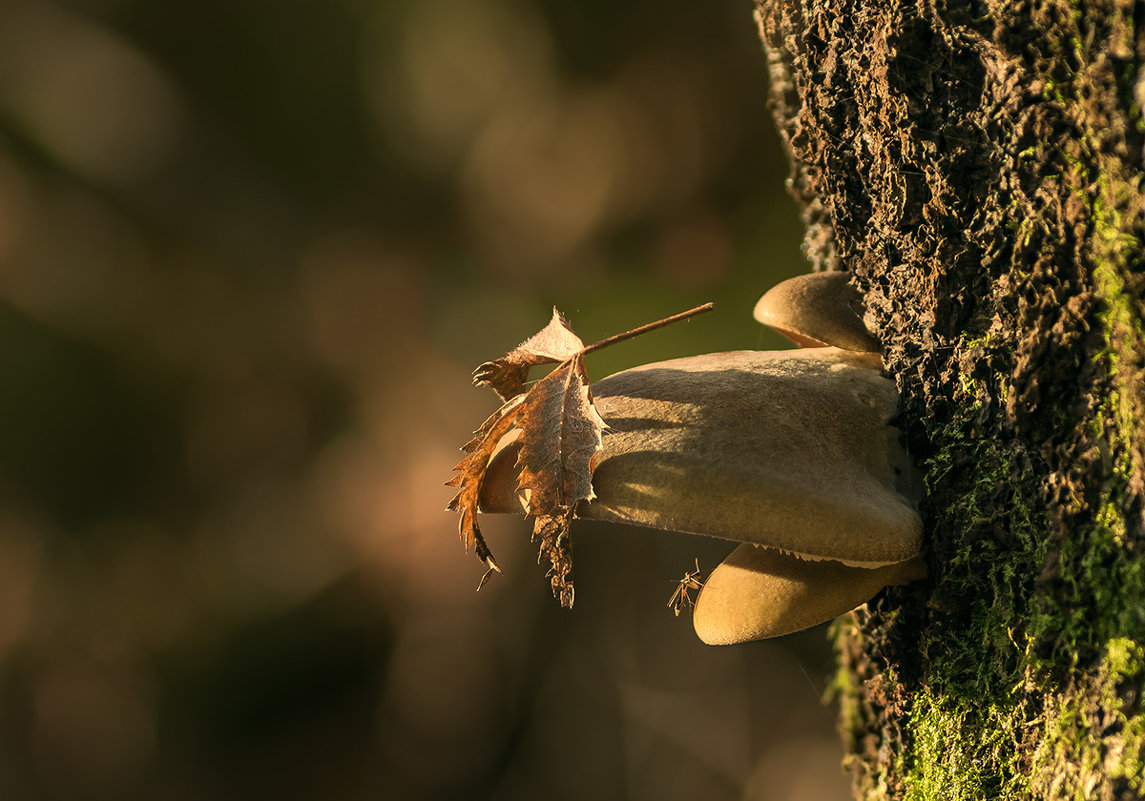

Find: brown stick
<box><xmin>580</xmin><ymin>302</ymin><xmax>714</xmax><ymax>356</ymax></box>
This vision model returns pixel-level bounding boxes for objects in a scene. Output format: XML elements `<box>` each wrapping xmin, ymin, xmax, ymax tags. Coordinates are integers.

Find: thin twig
<box><xmin>580</xmin><ymin>302</ymin><xmax>714</xmax><ymax>356</ymax></box>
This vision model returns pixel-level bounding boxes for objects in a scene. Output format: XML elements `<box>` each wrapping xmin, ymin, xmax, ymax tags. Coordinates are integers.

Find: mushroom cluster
<box><xmin>482</xmin><ymin>272</ymin><xmax>925</xmax><ymax>644</ymax></box>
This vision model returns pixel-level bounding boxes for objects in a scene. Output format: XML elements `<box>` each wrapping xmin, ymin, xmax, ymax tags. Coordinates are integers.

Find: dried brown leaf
<box><xmin>533</xmin><ymin>510</ymin><xmax>575</xmax><ymax>609</ymax></box>
<box><xmin>509</xmin><ymin>353</ymin><xmax>604</xmax><ymax>607</ymax></box>
<box><xmin>445</xmin><ymin>395</ymin><xmax>526</xmax><ymax>584</ymax></box>
<box><xmin>514</xmin><ymin>353</ymin><xmax>604</xmax><ymax>516</ymax></box>
<box><xmin>473</xmin><ymin>307</ymin><xmax>585</xmax><ymax>400</ymax></box>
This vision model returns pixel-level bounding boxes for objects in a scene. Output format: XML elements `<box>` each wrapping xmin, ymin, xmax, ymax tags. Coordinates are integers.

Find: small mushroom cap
<box><xmin>754</xmin><ymin>272</ymin><xmax>879</xmax><ymax>352</ymax></box>
<box><xmin>693</xmin><ymin>544</ymin><xmax>927</xmax><ymax>644</ymax></box>
<box><xmin>480</xmin><ymin>348</ymin><xmax>921</xmax><ymax>566</ymax></box>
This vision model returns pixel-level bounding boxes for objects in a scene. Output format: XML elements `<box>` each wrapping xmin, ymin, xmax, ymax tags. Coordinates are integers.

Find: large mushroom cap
<box><xmin>580</xmin><ymin>348</ymin><xmax>921</xmax><ymax>565</ymax></box>
<box><xmin>754</xmin><ymin>272</ymin><xmax>879</xmax><ymax>352</ymax></box>
<box><xmin>693</xmin><ymin>544</ymin><xmax>927</xmax><ymax>644</ymax></box>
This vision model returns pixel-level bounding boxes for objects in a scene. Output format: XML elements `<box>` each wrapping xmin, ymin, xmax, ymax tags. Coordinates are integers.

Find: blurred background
<box><xmin>0</xmin><ymin>0</ymin><xmax>853</xmax><ymax>799</ymax></box>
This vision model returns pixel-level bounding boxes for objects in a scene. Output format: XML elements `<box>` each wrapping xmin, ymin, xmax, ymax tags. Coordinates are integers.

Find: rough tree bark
<box><xmin>753</xmin><ymin>1</ymin><xmax>1145</xmax><ymax>798</ymax></box>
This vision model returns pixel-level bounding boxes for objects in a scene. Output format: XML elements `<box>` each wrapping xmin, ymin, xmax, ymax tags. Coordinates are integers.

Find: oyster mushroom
<box><xmin>479</xmin><ymin>347</ymin><xmax>924</xmax><ymax>641</ymax></box>
<box><xmin>473</xmin><ymin>272</ymin><xmax>926</xmax><ymax>642</ymax></box>
<box><xmin>754</xmin><ymin>271</ymin><xmax>879</xmax><ymax>352</ymax></box>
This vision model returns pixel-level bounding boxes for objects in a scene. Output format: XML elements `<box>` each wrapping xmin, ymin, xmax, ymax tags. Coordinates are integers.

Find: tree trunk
<box><xmin>753</xmin><ymin>1</ymin><xmax>1145</xmax><ymax>798</ymax></box>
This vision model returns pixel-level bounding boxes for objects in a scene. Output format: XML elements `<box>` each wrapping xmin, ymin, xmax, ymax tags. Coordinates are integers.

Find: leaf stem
<box><xmin>580</xmin><ymin>302</ymin><xmax>714</xmax><ymax>356</ymax></box>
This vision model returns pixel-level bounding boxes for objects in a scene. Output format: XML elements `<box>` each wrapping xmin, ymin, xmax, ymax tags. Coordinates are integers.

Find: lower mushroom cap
<box><xmin>692</xmin><ymin>544</ymin><xmax>927</xmax><ymax>644</ymax></box>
